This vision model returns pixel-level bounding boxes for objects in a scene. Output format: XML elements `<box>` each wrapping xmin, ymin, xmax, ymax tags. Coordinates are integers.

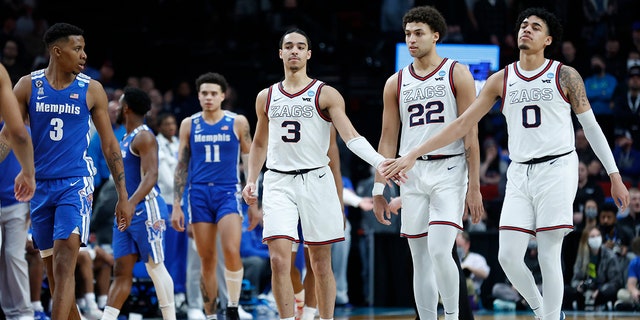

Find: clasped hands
<box><xmin>377</xmin><ymin>155</ymin><xmax>416</xmax><ymax>185</ymax></box>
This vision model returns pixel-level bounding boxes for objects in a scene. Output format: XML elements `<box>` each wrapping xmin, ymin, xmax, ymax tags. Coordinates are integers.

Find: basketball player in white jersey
<box><xmin>372</xmin><ymin>6</ymin><xmax>483</xmax><ymax>320</ymax></box>
<box><xmin>383</xmin><ymin>7</ymin><xmax>630</xmax><ymax>320</ymax></box>
<box><xmin>242</xmin><ymin>28</ymin><xmax>386</xmax><ymax>320</ymax></box>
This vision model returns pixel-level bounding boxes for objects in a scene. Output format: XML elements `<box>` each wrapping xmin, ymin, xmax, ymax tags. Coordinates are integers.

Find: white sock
<box><xmin>294</xmin><ymin>290</ymin><xmax>305</xmax><ymax>308</ymax></box>
<box><xmin>32</xmin><ymin>301</ymin><xmax>44</xmax><ymax>312</ymax></box>
<box><xmin>225</xmin><ymin>268</ymin><xmax>243</xmax><ymax>308</ymax></box>
<box><xmin>77</xmin><ymin>298</ymin><xmax>87</xmax><ymax>310</ymax></box>
<box><xmin>160</xmin><ymin>302</ymin><xmax>177</xmax><ymax>320</ymax></box>
<box><xmin>85</xmin><ymin>293</ymin><xmax>98</xmax><ymax>309</ymax></box>
<box><xmin>302</xmin><ymin>306</ymin><xmax>317</xmax><ymax>320</ymax></box>
<box><xmin>205</xmin><ymin>315</ymin><xmax>217</xmax><ymax>320</ymax></box>
<box><xmin>102</xmin><ymin>306</ymin><xmax>120</xmax><ymax>320</ymax></box>
<box><xmin>97</xmin><ymin>295</ymin><xmax>108</xmax><ymax>309</ymax></box>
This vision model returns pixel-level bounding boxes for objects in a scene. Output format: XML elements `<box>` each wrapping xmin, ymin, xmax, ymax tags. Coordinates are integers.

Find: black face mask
<box><xmin>592</xmin><ymin>65</ymin><xmax>603</xmax><ymax>74</ymax></box>
<box><xmin>600</xmin><ymin>224</ymin><xmax>614</xmax><ymax>234</ymax></box>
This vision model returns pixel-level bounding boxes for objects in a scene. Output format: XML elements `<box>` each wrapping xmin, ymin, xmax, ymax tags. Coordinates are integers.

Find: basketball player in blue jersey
<box><xmin>12</xmin><ymin>23</ymin><xmax>133</xmax><ymax>320</ymax></box>
<box><xmin>384</xmin><ymin>8</ymin><xmax>630</xmax><ymax>320</ymax></box>
<box><xmin>0</xmin><ymin>63</ymin><xmax>35</xmax><ymax>202</ymax></box>
<box><xmin>171</xmin><ymin>72</ymin><xmax>257</xmax><ymax>320</ymax></box>
<box><xmin>373</xmin><ymin>6</ymin><xmax>483</xmax><ymax>320</ymax></box>
<box><xmin>242</xmin><ymin>28</ymin><xmax>387</xmax><ymax>320</ymax></box>
<box><xmin>101</xmin><ymin>87</ymin><xmax>175</xmax><ymax>320</ymax></box>
<box><xmin>0</xmin><ymin>122</ymin><xmax>34</xmax><ymax>320</ymax></box>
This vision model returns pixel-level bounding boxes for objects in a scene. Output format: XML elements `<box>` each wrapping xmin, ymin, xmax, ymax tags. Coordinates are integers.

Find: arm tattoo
<box><xmin>559</xmin><ymin>66</ymin><xmax>588</xmax><ymax>112</ymax></box>
<box><xmin>173</xmin><ymin>145</ymin><xmax>190</xmax><ymax>204</ymax></box>
<box><xmin>242</xmin><ymin>122</ymin><xmax>252</xmax><ymax>144</ymax></box>
<box><xmin>0</xmin><ymin>135</ymin><xmax>10</xmax><ymax>162</ymax></box>
<box><xmin>106</xmin><ymin>151</ymin><xmax>125</xmax><ymax>183</ymax></box>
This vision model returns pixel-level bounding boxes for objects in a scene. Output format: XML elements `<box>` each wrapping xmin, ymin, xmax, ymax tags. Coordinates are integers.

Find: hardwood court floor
<box><xmin>244</xmin><ymin>308</ymin><xmax>640</xmax><ymax>320</ymax></box>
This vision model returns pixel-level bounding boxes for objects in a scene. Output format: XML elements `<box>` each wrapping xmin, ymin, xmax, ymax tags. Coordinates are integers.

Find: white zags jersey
<box><xmin>266</xmin><ymin>79</ymin><xmax>331</xmax><ymax>171</ymax></box>
<box><xmin>398</xmin><ymin>58</ymin><xmax>464</xmax><ymax>157</ymax></box>
<box><xmin>501</xmin><ymin>59</ymin><xmax>574</xmax><ymax>162</ymax></box>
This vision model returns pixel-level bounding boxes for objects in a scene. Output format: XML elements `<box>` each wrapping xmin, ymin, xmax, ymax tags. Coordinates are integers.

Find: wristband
<box><xmin>372</xmin><ymin>182</ymin><xmax>386</xmax><ymax>196</ymax></box>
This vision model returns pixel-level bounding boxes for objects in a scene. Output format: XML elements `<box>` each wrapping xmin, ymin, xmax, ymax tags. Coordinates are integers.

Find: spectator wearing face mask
<box><xmin>563</xmin><ymin>225</ymin><xmax>625</xmax><ymax>311</ymax></box>
<box><xmin>566</xmin><ymin>198</ymin><xmax>601</xmax><ymax>285</ymax></box>
<box><xmin>600</xmin><ymin>202</ymin><xmax>635</xmax><ymax>269</ymax></box>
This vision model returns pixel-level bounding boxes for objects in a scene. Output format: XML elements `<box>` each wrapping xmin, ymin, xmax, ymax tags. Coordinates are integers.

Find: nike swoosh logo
<box><xmin>508</xmin><ymin>82</ymin><xmax>516</xmax><ymax>87</ymax></box>
<box><xmin>37</xmin><ymin>96</ymin><xmax>47</xmax><ymax>100</ymax></box>
<box><xmin>135</xmin><ymin>210</ymin><xmax>143</xmax><ymax>216</ymax></box>
<box><xmin>550</xmin><ymin>159</ymin><xmax>558</xmax><ymax>165</ymax></box>
<box><xmin>402</xmin><ymin>83</ymin><xmax>412</xmax><ymax>87</ymax></box>
<box><xmin>447</xmin><ymin>166</ymin><xmax>456</xmax><ymax>170</ymax></box>
<box><xmin>319</xmin><ymin>173</ymin><xmax>326</xmax><ymax>178</ymax></box>
<box><xmin>70</xmin><ymin>179</ymin><xmax>81</xmax><ymax>186</ymax></box>
<box><xmin>274</xmin><ymin>97</ymin><xmax>282</xmax><ymax>101</ymax></box>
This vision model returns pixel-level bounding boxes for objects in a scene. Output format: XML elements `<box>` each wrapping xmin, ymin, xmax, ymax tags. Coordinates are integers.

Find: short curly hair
<box><xmin>515</xmin><ymin>7</ymin><xmax>563</xmax><ymax>55</ymax></box>
<box><xmin>402</xmin><ymin>6</ymin><xmax>447</xmax><ymax>41</ymax></box>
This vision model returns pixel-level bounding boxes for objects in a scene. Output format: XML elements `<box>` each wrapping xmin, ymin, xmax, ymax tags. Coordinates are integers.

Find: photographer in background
<box><xmin>563</xmin><ymin>225</ymin><xmax>625</xmax><ymax>310</ymax></box>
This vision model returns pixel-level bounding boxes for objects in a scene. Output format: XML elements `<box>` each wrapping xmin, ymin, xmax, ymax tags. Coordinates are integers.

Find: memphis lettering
<box><xmin>194</xmin><ymin>133</ymin><xmax>231</xmax><ymax>143</ymax></box>
<box><xmin>35</xmin><ymin>102</ymin><xmax>81</xmax><ymax>115</ymax></box>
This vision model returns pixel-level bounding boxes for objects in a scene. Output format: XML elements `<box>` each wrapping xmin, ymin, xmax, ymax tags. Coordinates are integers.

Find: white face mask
<box><xmin>588</xmin><ymin>236</ymin><xmax>602</xmax><ymax>250</ymax></box>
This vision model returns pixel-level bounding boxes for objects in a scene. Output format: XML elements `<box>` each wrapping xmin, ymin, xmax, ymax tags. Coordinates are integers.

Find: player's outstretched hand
<box><xmin>171</xmin><ymin>207</ymin><xmax>185</xmax><ymax>232</ymax></box>
<box><xmin>14</xmin><ymin>170</ymin><xmax>35</xmax><ymax>202</ymax></box>
<box><xmin>610</xmin><ymin>173</ymin><xmax>630</xmax><ymax>212</ymax></box>
<box><xmin>242</xmin><ymin>182</ymin><xmax>258</xmax><ymax>206</ymax></box>
<box><xmin>388</xmin><ymin>196</ymin><xmax>402</xmax><ymax>215</ymax></box>
<box><xmin>115</xmin><ymin>199</ymin><xmax>134</xmax><ymax>232</ymax></box>
<box><xmin>247</xmin><ymin>204</ymin><xmax>262</xmax><ymax>231</ymax></box>
<box><xmin>465</xmin><ymin>188</ymin><xmax>484</xmax><ymax>224</ymax></box>
<box><xmin>382</xmin><ymin>156</ymin><xmax>413</xmax><ymax>184</ymax></box>
<box><xmin>372</xmin><ymin>195</ymin><xmax>392</xmax><ymax>225</ymax></box>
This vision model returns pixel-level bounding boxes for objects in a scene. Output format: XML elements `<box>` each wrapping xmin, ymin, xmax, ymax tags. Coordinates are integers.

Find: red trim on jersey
<box><xmin>449</xmin><ymin>60</ymin><xmax>457</xmax><ymax>97</ymax></box>
<box><xmin>500</xmin><ymin>66</ymin><xmax>508</xmax><ymax>112</ymax></box>
<box><xmin>396</xmin><ymin>69</ymin><xmax>403</xmax><ymax>108</ymax></box>
<box><xmin>513</xmin><ymin>59</ymin><xmax>553</xmax><ymax>81</ymax></box>
<box><xmin>315</xmin><ymin>83</ymin><xmax>332</xmax><ymax>122</ymax></box>
<box><xmin>498</xmin><ymin>225</ymin><xmax>536</xmax><ymax>235</ymax></box>
<box><xmin>262</xmin><ymin>235</ymin><xmax>297</xmax><ymax>243</ymax></box>
<box><xmin>265</xmin><ymin>85</ymin><xmax>274</xmax><ymax>114</ymax></box>
<box><xmin>408</xmin><ymin>58</ymin><xmax>448</xmax><ymax>80</ymax></box>
<box><xmin>536</xmin><ymin>225</ymin><xmax>574</xmax><ymax>233</ymax></box>
<box><xmin>304</xmin><ymin>237</ymin><xmax>346</xmax><ymax>246</ymax></box>
<box><xmin>401</xmin><ymin>232</ymin><xmax>429</xmax><ymax>238</ymax></box>
<box><xmin>430</xmin><ymin>220</ymin><xmax>463</xmax><ymax>230</ymax></box>
<box><xmin>555</xmin><ymin>63</ymin><xmax>570</xmax><ymax>103</ymax></box>
<box><xmin>278</xmin><ymin>79</ymin><xmax>318</xmax><ymax>98</ymax></box>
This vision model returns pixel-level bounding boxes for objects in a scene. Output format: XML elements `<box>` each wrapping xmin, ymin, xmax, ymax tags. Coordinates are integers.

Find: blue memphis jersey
<box><xmin>28</xmin><ymin>69</ymin><xmax>96</xmax><ymax>179</ymax></box>
<box><xmin>189</xmin><ymin>112</ymin><xmax>240</xmax><ymax>185</ymax></box>
<box><xmin>0</xmin><ymin>122</ymin><xmax>26</xmax><ymax>205</ymax></box>
<box><xmin>120</xmin><ymin>124</ymin><xmax>161</xmax><ymax>202</ymax></box>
